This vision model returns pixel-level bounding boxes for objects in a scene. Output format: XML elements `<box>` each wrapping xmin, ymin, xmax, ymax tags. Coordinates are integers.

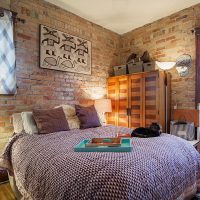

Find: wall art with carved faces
<box><xmin>40</xmin><ymin>24</ymin><xmax>91</xmax><ymax>75</ymax></box>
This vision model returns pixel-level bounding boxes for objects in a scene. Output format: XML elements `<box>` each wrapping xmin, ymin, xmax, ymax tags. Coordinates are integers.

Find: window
<box><xmin>0</xmin><ymin>9</ymin><xmax>16</xmax><ymax>94</ymax></box>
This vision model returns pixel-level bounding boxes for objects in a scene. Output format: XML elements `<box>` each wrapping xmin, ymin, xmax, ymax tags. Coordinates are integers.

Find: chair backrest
<box><xmin>173</xmin><ymin>108</ymin><xmax>200</xmax><ymax>140</ymax></box>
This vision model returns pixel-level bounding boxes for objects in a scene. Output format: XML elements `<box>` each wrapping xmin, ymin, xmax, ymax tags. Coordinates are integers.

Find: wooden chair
<box><xmin>172</xmin><ymin>108</ymin><xmax>200</xmax><ymax>149</ymax></box>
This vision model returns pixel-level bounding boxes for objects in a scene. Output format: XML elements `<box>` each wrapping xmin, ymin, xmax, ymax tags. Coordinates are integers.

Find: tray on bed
<box><xmin>74</xmin><ymin>138</ymin><xmax>132</xmax><ymax>152</ymax></box>
<box><xmin>85</xmin><ymin>138</ymin><xmax>121</xmax><ymax>147</ymax></box>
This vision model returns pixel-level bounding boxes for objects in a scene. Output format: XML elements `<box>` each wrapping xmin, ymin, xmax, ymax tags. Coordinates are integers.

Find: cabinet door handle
<box><xmin>126</xmin><ymin>108</ymin><xmax>129</xmax><ymax>116</ymax></box>
<box><xmin>126</xmin><ymin>108</ymin><xmax>132</xmax><ymax>116</ymax></box>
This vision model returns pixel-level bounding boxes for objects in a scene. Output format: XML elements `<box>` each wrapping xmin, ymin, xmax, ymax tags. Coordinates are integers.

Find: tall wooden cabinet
<box><xmin>107</xmin><ymin>75</ymin><xmax>129</xmax><ymax>127</ymax></box>
<box><xmin>107</xmin><ymin>70</ymin><xmax>170</xmax><ymax>132</ymax></box>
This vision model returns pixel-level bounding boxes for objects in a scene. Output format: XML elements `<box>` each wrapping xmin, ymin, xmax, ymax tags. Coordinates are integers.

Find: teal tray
<box><xmin>74</xmin><ymin>138</ymin><xmax>132</xmax><ymax>152</ymax></box>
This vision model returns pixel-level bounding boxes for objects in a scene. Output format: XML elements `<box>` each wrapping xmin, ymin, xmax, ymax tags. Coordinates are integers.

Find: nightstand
<box><xmin>0</xmin><ymin>168</ymin><xmax>8</xmax><ymax>184</ymax></box>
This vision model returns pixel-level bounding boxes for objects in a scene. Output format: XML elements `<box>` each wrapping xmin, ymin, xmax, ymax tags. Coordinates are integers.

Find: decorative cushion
<box><xmin>33</xmin><ymin>107</ymin><xmax>69</xmax><ymax>134</ymax></box>
<box><xmin>55</xmin><ymin>104</ymin><xmax>80</xmax><ymax>130</ymax></box>
<box><xmin>96</xmin><ymin>112</ymin><xmax>104</xmax><ymax>126</ymax></box>
<box><xmin>12</xmin><ymin>113</ymin><xmax>24</xmax><ymax>134</ymax></box>
<box><xmin>21</xmin><ymin>112</ymin><xmax>38</xmax><ymax>134</ymax></box>
<box><xmin>55</xmin><ymin>104</ymin><xmax>76</xmax><ymax>118</ymax></box>
<box><xmin>67</xmin><ymin>116</ymin><xmax>80</xmax><ymax>130</ymax></box>
<box><xmin>75</xmin><ymin>105</ymin><xmax>101</xmax><ymax>129</ymax></box>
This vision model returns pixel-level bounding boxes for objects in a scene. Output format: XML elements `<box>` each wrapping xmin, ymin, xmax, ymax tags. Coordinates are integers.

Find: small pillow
<box><xmin>55</xmin><ymin>104</ymin><xmax>80</xmax><ymax>130</ymax></box>
<box><xmin>75</xmin><ymin>105</ymin><xmax>101</xmax><ymax>129</ymax></box>
<box><xmin>12</xmin><ymin>113</ymin><xmax>24</xmax><ymax>134</ymax></box>
<box><xmin>33</xmin><ymin>107</ymin><xmax>69</xmax><ymax>134</ymax></box>
<box><xmin>55</xmin><ymin>104</ymin><xmax>76</xmax><ymax>118</ymax></box>
<box><xmin>21</xmin><ymin>112</ymin><xmax>38</xmax><ymax>134</ymax></box>
<box><xmin>67</xmin><ymin>116</ymin><xmax>80</xmax><ymax>130</ymax></box>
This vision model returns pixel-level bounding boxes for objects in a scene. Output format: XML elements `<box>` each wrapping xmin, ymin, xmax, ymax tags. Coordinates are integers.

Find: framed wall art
<box><xmin>39</xmin><ymin>24</ymin><xmax>91</xmax><ymax>75</ymax></box>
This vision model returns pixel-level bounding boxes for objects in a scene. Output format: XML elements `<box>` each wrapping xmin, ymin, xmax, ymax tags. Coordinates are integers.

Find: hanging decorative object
<box><xmin>126</xmin><ymin>52</ymin><xmax>137</xmax><ymax>63</ymax></box>
<box><xmin>40</xmin><ymin>25</ymin><xmax>91</xmax><ymax>75</ymax></box>
<box><xmin>176</xmin><ymin>54</ymin><xmax>192</xmax><ymax>77</ymax></box>
<box><xmin>140</xmin><ymin>51</ymin><xmax>151</xmax><ymax>63</ymax></box>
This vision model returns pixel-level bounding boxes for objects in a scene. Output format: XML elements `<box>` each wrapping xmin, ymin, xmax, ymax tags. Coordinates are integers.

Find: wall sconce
<box><xmin>156</xmin><ymin>54</ymin><xmax>192</xmax><ymax>77</ymax></box>
<box><xmin>156</xmin><ymin>61</ymin><xmax>176</xmax><ymax>70</ymax></box>
<box><xmin>175</xmin><ymin>54</ymin><xmax>192</xmax><ymax>77</ymax></box>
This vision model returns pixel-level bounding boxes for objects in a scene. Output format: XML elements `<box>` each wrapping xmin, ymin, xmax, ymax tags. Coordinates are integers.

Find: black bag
<box><xmin>140</xmin><ymin>51</ymin><xmax>150</xmax><ymax>63</ymax></box>
<box><xmin>131</xmin><ymin>123</ymin><xmax>161</xmax><ymax>138</ymax></box>
<box><xmin>126</xmin><ymin>53</ymin><xmax>137</xmax><ymax>63</ymax></box>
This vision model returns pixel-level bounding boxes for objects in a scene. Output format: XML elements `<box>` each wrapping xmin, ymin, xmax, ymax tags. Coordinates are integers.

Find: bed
<box><xmin>0</xmin><ymin>125</ymin><xmax>200</xmax><ymax>200</ymax></box>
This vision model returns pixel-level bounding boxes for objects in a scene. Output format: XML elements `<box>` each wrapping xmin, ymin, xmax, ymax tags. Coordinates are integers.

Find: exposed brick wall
<box><xmin>0</xmin><ymin>0</ymin><xmax>120</xmax><ymax>151</ymax></box>
<box><xmin>1</xmin><ymin>0</ymin><xmax>10</xmax><ymax>10</ymax></box>
<box><xmin>119</xmin><ymin>3</ymin><xmax>200</xmax><ymax>110</ymax></box>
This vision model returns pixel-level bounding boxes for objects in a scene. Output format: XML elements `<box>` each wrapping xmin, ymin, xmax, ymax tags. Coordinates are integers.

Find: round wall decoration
<box><xmin>176</xmin><ymin>54</ymin><xmax>192</xmax><ymax>77</ymax></box>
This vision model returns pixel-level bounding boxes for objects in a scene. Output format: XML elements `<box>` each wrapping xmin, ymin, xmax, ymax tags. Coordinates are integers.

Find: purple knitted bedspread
<box><xmin>0</xmin><ymin>125</ymin><xmax>200</xmax><ymax>200</ymax></box>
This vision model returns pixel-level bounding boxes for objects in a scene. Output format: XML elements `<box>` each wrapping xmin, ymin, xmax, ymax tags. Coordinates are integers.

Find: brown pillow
<box><xmin>75</xmin><ymin>105</ymin><xmax>101</xmax><ymax>129</ymax></box>
<box><xmin>32</xmin><ymin>107</ymin><xmax>69</xmax><ymax>134</ymax></box>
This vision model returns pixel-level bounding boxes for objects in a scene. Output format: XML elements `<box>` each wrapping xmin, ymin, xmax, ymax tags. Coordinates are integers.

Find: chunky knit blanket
<box><xmin>0</xmin><ymin>125</ymin><xmax>200</xmax><ymax>200</ymax></box>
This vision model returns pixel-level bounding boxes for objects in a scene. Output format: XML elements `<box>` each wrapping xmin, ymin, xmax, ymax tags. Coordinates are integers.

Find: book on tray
<box><xmin>116</xmin><ymin>133</ymin><xmax>132</xmax><ymax>138</ymax></box>
<box><xmin>85</xmin><ymin>138</ymin><xmax>121</xmax><ymax>147</ymax></box>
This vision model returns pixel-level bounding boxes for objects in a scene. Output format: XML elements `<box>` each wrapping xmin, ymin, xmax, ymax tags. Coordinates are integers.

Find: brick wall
<box><xmin>0</xmin><ymin>0</ymin><xmax>120</xmax><ymax>151</ymax></box>
<box><xmin>1</xmin><ymin>0</ymin><xmax>10</xmax><ymax>9</ymax></box>
<box><xmin>119</xmin><ymin>3</ymin><xmax>200</xmax><ymax>110</ymax></box>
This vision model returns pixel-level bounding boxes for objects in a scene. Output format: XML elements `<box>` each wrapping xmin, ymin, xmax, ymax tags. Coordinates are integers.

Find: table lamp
<box><xmin>94</xmin><ymin>99</ymin><xmax>112</xmax><ymax>125</ymax></box>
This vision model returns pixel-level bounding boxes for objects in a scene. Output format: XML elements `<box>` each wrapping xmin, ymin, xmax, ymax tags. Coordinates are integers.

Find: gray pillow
<box><xmin>12</xmin><ymin>113</ymin><xmax>24</xmax><ymax>134</ymax></box>
<box><xmin>21</xmin><ymin>112</ymin><xmax>38</xmax><ymax>134</ymax></box>
<box><xmin>55</xmin><ymin>104</ymin><xmax>80</xmax><ymax>130</ymax></box>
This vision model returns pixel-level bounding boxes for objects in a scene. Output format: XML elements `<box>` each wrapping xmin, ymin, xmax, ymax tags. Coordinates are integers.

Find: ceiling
<box><xmin>46</xmin><ymin>0</ymin><xmax>200</xmax><ymax>34</ymax></box>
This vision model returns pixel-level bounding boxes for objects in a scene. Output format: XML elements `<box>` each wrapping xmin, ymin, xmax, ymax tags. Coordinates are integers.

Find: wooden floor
<box><xmin>0</xmin><ymin>182</ymin><xmax>15</xmax><ymax>200</ymax></box>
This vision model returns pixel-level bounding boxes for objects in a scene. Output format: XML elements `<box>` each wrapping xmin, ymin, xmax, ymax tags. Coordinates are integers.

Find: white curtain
<box><xmin>0</xmin><ymin>10</ymin><xmax>16</xmax><ymax>94</ymax></box>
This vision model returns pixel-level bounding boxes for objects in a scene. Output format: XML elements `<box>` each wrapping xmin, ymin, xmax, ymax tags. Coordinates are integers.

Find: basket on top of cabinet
<box><xmin>113</xmin><ymin>61</ymin><xmax>156</xmax><ymax>76</ymax></box>
<box><xmin>127</xmin><ymin>61</ymin><xmax>143</xmax><ymax>74</ymax></box>
<box><xmin>113</xmin><ymin>65</ymin><xmax>127</xmax><ymax>76</ymax></box>
<box><xmin>143</xmin><ymin>61</ymin><xmax>156</xmax><ymax>72</ymax></box>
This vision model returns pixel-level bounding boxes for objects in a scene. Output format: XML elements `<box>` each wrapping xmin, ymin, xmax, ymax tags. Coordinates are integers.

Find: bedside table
<box><xmin>0</xmin><ymin>168</ymin><xmax>8</xmax><ymax>183</ymax></box>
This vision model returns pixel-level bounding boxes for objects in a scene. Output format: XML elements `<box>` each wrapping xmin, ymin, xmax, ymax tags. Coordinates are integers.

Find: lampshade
<box><xmin>94</xmin><ymin>99</ymin><xmax>112</xmax><ymax>113</ymax></box>
<box><xmin>156</xmin><ymin>61</ymin><xmax>176</xmax><ymax>70</ymax></box>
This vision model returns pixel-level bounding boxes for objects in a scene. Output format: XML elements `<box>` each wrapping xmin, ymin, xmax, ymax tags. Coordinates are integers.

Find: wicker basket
<box><xmin>127</xmin><ymin>61</ymin><xmax>143</xmax><ymax>74</ymax></box>
<box><xmin>113</xmin><ymin>65</ymin><xmax>127</xmax><ymax>76</ymax></box>
<box><xmin>143</xmin><ymin>61</ymin><xmax>156</xmax><ymax>72</ymax></box>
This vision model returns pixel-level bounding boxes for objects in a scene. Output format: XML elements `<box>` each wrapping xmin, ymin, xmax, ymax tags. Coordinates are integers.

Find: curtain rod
<box><xmin>0</xmin><ymin>7</ymin><xmax>17</xmax><ymax>17</ymax></box>
<box><xmin>0</xmin><ymin>7</ymin><xmax>25</xmax><ymax>23</ymax></box>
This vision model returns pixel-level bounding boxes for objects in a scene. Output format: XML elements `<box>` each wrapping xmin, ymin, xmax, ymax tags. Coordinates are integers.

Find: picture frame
<box><xmin>39</xmin><ymin>24</ymin><xmax>91</xmax><ymax>75</ymax></box>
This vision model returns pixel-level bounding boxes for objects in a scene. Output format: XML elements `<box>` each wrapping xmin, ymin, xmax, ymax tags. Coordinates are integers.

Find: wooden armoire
<box><xmin>107</xmin><ymin>70</ymin><xmax>171</xmax><ymax>132</ymax></box>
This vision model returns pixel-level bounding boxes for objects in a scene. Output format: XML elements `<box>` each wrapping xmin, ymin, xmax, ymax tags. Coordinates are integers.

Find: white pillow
<box><xmin>97</xmin><ymin>112</ymin><xmax>104</xmax><ymax>126</ymax></box>
<box><xmin>12</xmin><ymin>113</ymin><xmax>24</xmax><ymax>134</ymax></box>
<box><xmin>21</xmin><ymin>112</ymin><xmax>38</xmax><ymax>134</ymax></box>
<box><xmin>55</xmin><ymin>105</ymin><xmax>81</xmax><ymax>130</ymax></box>
<box><xmin>67</xmin><ymin>116</ymin><xmax>80</xmax><ymax>130</ymax></box>
<box><xmin>55</xmin><ymin>104</ymin><xmax>76</xmax><ymax>118</ymax></box>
